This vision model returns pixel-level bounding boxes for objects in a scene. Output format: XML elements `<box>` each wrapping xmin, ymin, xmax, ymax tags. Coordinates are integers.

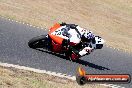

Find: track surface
<box><xmin>0</xmin><ymin>18</ymin><xmax>132</xmax><ymax>88</ymax></box>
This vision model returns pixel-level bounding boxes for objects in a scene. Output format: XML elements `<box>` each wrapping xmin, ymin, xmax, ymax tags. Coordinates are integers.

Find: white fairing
<box><xmin>68</xmin><ymin>26</ymin><xmax>86</xmax><ymax>44</ymax></box>
<box><xmin>68</xmin><ymin>29</ymin><xmax>81</xmax><ymax>43</ymax></box>
<box><xmin>76</xmin><ymin>26</ymin><xmax>86</xmax><ymax>35</ymax></box>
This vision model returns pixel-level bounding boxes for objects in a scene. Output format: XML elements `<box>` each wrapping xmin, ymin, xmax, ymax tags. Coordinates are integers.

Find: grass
<box><xmin>0</xmin><ymin>0</ymin><xmax>131</xmax><ymax>53</ymax></box>
<box><xmin>0</xmin><ymin>66</ymin><xmax>107</xmax><ymax>88</ymax></box>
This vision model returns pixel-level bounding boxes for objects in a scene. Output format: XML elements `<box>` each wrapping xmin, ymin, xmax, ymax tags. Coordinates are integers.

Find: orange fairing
<box><xmin>49</xmin><ymin>34</ymin><xmax>63</xmax><ymax>44</ymax></box>
<box><xmin>49</xmin><ymin>23</ymin><xmax>61</xmax><ymax>34</ymax></box>
<box><xmin>49</xmin><ymin>23</ymin><xmax>64</xmax><ymax>45</ymax></box>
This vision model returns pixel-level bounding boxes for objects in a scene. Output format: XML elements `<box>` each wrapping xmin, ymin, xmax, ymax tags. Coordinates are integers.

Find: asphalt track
<box><xmin>0</xmin><ymin>17</ymin><xmax>132</xmax><ymax>88</ymax></box>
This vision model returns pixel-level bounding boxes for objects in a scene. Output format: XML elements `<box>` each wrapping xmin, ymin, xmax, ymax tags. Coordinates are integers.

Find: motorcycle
<box><xmin>28</xmin><ymin>23</ymin><xmax>105</xmax><ymax>61</ymax></box>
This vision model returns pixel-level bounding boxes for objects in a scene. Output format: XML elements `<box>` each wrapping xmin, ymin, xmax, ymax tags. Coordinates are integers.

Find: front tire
<box><xmin>28</xmin><ymin>35</ymin><xmax>48</xmax><ymax>49</ymax></box>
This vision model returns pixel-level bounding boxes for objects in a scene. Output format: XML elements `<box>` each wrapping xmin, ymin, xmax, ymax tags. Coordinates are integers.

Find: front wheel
<box><xmin>28</xmin><ymin>35</ymin><xmax>50</xmax><ymax>49</ymax></box>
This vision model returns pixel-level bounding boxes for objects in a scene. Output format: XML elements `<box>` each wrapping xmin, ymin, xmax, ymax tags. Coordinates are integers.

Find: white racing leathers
<box><xmin>67</xmin><ymin>26</ymin><xmax>94</xmax><ymax>56</ymax></box>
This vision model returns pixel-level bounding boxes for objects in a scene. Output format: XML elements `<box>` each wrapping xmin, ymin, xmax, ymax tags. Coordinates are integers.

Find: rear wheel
<box><xmin>28</xmin><ymin>35</ymin><xmax>50</xmax><ymax>49</ymax></box>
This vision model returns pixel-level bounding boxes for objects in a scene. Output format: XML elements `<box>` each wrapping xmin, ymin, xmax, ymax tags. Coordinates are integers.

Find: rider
<box><xmin>59</xmin><ymin>22</ymin><xmax>95</xmax><ymax>56</ymax></box>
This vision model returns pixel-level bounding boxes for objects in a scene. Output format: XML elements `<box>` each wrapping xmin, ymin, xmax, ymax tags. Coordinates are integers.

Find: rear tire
<box><xmin>28</xmin><ymin>35</ymin><xmax>48</xmax><ymax>49</ymax></box>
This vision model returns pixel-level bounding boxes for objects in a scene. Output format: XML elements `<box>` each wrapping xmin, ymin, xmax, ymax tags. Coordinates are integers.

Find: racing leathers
<box><xmin>60</xmin><ymin>22</ymin><xmax>95</xmax><ymax>56</ymax></box>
